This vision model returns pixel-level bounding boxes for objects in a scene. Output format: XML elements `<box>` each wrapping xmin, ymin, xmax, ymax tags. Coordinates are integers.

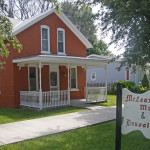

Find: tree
<box><xmin>87</xmin><ymin>39</ymin><xmax>113</xmax><ymax>56</ymax></box>
<box><xmin>62</xmin><ymin>1</ymin><xmax>97</xmax><ymax>44</ymax></box>
<box><xmin>142</xmin><ymin>74</ymin><xmax>149</xmax><ymax>89</ymax></box>
<box><xmin>62</xmin><ymin>1</ymin><xmax>113</xmax><ymax>56</ymax></box>
<box><xmin>1</xmin><ymin>0</ymin><xmax>60</xmax><ymax>20</ymax></box>
<box><xmin>0</xmin><ymin>0</ymin><xmax>22</xmax><ymax>68</ymax></box>
<box><xmin>92</xmin><ymin>0</ymin><xmax>150</xmax><ymax>69</ymax></box>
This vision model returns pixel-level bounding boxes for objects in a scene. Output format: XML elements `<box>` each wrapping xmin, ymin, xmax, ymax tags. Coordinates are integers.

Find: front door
<box><xmin>50</xmin><ymin>69</ymin><xmax>59</xmax><ymax>91</ymax></box>
<box><xmin>50</xmin><ymin>69</ymin><xmax>60</xmax><ymax>101</ymax></box>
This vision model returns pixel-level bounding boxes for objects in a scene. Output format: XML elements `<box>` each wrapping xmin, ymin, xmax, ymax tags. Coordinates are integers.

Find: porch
<box><xmin>13</xmin><ymin>55</ymin><xmax>109</xmax><ymax>110</ymax></box>
<box><xmin>20</xmin><ymin>90</ymin><xmax>68</xmax><ymax>109</ymax></box>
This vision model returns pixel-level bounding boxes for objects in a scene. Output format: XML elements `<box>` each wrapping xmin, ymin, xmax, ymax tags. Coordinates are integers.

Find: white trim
<box><xmin>71</xmin><ymin>88</ymin><xmax>79</xmax><ymax>91</ymax></box>
<box><xmin>57</xmin><ymin>28</ymin><xmax>65</xmax><ymax>55</ymax></box>
<box><xmin>70</xmin><ymin>67</ymin><xmax>78</xmax><ymax>89</ymax></box>
<box><xmin>28</xmin><ymin>66</ymin><xmax>38</xmax><ymax>91</ymax></box>
<box><xmin>125</xmin><ymin>68</ymin><xmax>130</xmax><ymax>81</ymax></box>
<box><xmin>13</xmin><ymin>55</ymin><xmax>109</xmax><ymax>68</ymax></box>
<box><xmin>91</xmin><ymin>72</ymin><xmax>96</xmax><ymax>81</ymax></box>
<box><xmin>12</xmin><ymin>10</ymin><xmax>92</xmax><ymax>49</ymax></box>
<box><xmin>41</xmin><ymin>25</ymin><xmax>50</xmax><ymax>54</ymax></box>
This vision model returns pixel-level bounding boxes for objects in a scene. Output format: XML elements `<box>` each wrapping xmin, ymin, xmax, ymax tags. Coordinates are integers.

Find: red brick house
<box><xmin>0</xmin><ymin>10</ymin><xmax>109</xmax><ymax>110</ymax></box>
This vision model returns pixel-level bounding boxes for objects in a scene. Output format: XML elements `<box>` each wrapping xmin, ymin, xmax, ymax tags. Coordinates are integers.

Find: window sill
<box><xmin>91</xmin><ymin>79</ymin><xmax>96</xmax><ymax>81</ymax></box>
<box><xmin>71</xmin><ymin>88</ymin><xmax>79</xmax><ymax>91</ymax></box>
<box><xmin>41</xmin><ymin>51</ymin><xmax>51</xmax><ymax>54</ymax></box>
<box><xmin>57</xmin><ymin>52</ymin><xmax>66</xmax><ymax>56</ymax></box>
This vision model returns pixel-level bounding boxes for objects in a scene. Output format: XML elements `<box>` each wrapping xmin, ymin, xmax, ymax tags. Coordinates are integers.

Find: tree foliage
<box><xmin>62</xmin><ymin>1</ymin><xmax>97</xmax><ymax>44</ymax></box>
<box><xmin>0</xmin><ymin>0</ymin><xmax>22</xmax><ymax>68</ymax></box>
<box><xmin>142</xmin><ymin>74</ymin><xmax>149</xmax><ymax>88</ymax></box>
<box><xmin>1</xmin><ymin>0</ymin><xmax>60</xmax><ymax>20</ymax></box>
<box><xmin>87</xmin><ymin>39</ymin><xmax>113</xmax><ymax>56</ymax></box>
<box><xmin>62</xmin><ymin>1</ymin><xmax>113</xmax><ymax>56</ymax></box>
<box><xmin>92</xmin><ymin>0</ymin><xmax>150</xmax><ymax>69</ymax></box>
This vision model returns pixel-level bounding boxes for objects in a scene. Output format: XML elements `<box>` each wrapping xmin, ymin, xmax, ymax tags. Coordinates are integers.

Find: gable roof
<box><xmin>10</xmin><ymin>10</ymin><xmax>92</xmax><ymax>49</ymax></box>
<box><xmin>87</xmin><ymin>54</ymin><xmax>113</xmax><ymax>61</ymax></box>
<box><xmin>87</xmin><ymin>54</ymin><xmax>123</xmax><ymax>62</ymax></box>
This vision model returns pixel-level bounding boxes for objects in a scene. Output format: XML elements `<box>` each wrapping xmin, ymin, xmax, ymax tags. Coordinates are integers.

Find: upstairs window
<box><xmin>126</xmin><ymin>69</ymin><xmax>130</xmax><ymax>81</ymax></box>
<box><xmin>91</xmin><ymin>72</ymin><xmax>96</xmax><ymax>81</ymax></box>
<box><xmin>57</xmin><ymin>28</ymin><xmax>65</xmax><ymax>54</ymax></box>
<box><xmin>41</xmin><ymin>25</ymin><xmax>50</xmax><ymax>53</ymax></box>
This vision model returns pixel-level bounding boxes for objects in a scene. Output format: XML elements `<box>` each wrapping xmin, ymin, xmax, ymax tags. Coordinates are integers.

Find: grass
<box><xmin>96</xmin><ymin>95</ymin><xmax>117</xmax><ymax>107</ymax></box>
<box><xmin>0</xmin><ymin>107</ymin><xmax>85</xmax><ymax>124</ymax></box>
<box><xmin>0</xmin><ymin>121</ymin><xmax>150</xmax><ymax>150</ymax></box>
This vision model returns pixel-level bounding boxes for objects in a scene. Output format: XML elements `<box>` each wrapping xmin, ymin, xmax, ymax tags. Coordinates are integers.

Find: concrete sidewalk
<box><xmin>0</xmin><ymin>106</ymin><xmax>116</xmax><ymax>146</ymax></box>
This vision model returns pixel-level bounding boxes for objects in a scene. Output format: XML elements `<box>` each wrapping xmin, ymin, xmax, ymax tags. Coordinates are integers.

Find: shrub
<box><xmin>111</xmin><ymin>80</ymin><xmax>148</xmax><ymax>94</ymax></box>
<box><xmin>142</xmin><ymin>74</ymin><xmax>149</xmax><ymax>88</ymax></box>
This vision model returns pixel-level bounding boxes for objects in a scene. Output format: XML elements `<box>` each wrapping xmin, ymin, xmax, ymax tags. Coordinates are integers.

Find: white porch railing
<box><xmin>86</xmin><ymin>87</ymin><xmax>107</xmax><ymax>102</ymax></box>
<box><xmin>20</xmin><ymin>90</ymin><xmax>68</xmax><ymax>109</ymax></box>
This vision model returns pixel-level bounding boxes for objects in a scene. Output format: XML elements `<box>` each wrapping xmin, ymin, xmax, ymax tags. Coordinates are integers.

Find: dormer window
<box><xmin>41</xmin><ymin>25</ymin><xmax>50</xmax><ymax>54</ymax></box>
<box><xmin>57</xmin><ymin>28</ymin><xmax>65</xmax><ymax>55</ymax></box>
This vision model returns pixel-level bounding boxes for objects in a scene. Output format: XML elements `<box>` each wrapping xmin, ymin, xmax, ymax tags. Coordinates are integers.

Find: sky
<box><xmin>92</xmin><ymin>4</ymin><xmax>125</xmax><ymax>56</ymax></box>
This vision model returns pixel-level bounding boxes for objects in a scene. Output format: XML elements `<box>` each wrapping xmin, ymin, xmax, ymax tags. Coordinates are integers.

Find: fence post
<box><xmin>115</xmin><ymin>83</ymin><xmax>122</xmax><ymax>150</ymax></box>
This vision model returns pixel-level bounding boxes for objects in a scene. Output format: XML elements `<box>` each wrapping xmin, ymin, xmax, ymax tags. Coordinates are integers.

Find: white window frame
<box><xmin>125</xmin><ymin>69</ymin><xmax>130</xmax><ymax>81</ymax></box>
<box><xmin>41</xmin><ymin>25</ymin><xmax>50</xmax><ymax>54</ymax></box>
<box><xmin>70</xmin><ymin>67</ymin><xmax>78</xmax><ymax>91</ymax></box>
<box><xmin>91</xmin><ymin>72</ymin><xmax>96</xmax><ymax>81</ymax></box>
<box><xmin>49</xmin><ymin>68</ymin><xmax>60</xmax><ymax>91</ymax></box>
<box><xmin>28</xmin><ymin>66</ymin><xmax>38</xmax><ymax>91</ymax></box>
<box><xmin>57</xmin><ymin>28</ymin><xmax>66</xmax><ymax>55</ymax></box>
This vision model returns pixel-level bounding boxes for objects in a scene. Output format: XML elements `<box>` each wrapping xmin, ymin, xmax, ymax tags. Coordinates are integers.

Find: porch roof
<box><xmin>13</xmin><ymin>55</ymin><xmax>110</xmax><ymax>68</ymax></box>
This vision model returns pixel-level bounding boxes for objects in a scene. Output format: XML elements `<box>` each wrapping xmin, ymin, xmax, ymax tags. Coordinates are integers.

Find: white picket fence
<box><xmin>86</xmin><ymin>87</ymin><xmax>107</xmax><ymax>102</ymax></box>
<box><xmin>20</xmin><ymin>90</ymin><xmax>68</xmax><ymax>109</ymax></box>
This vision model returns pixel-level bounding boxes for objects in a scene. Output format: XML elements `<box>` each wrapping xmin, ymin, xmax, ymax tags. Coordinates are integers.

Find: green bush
<box><xmin>111</xmin><ymin>81</ymin><xmax>148</xmax><ymax>94</ymax></box>
<box><xmin>142</xmin><ymin>74</ymin><xmax>149</xmax><ymax>88</ymax></box>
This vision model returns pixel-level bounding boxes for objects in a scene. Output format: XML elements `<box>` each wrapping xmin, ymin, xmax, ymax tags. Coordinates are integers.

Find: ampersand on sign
<box><xmin>141</xmin><ymin>112</ymin><xmax>145</xmax><ymax>119</ymax></box>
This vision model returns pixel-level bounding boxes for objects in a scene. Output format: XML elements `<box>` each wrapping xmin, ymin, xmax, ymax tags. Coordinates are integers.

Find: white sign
<box><xmin>122</xmin><ymin>88</ymin><xmax>150</xmax><ymax>139</ymax></box>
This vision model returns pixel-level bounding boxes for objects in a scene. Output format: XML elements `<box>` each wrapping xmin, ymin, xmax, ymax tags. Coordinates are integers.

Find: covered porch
<box><xmin>13</xmin><ymin>55</ymin><xmax>109</xmax><ymax>110</ymax></box>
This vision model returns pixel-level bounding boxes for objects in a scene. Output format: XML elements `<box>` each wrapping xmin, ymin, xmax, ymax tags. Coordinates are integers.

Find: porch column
<box><xmin>105</xmin><ymin>64</ymin><xmax>108</xmax><ymax>101</ymax></box>
<box><xmin>85</xmin><ymin>67</ymin><xmax>88</xmax><ymax>102</ymax></box>
<box><xmin>39</xmin><ymin>62</ymin><xmax>42</xmax><ymax>110</ymax></box>
<box><xmin>67</xmin><ymin>65</ymin><xmax>70</xmax><ymax>105</ymax></box>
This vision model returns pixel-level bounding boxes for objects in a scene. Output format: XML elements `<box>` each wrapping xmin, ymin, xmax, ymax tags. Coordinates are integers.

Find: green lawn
<box><xmin>96</xmin><ymin>95</ymin><xmax>123</xmax><ymax>107</ymax></box>
<box><xmin>0</xmin><ymin>107</ymin><xmax>85</xmax><ymax>124</ymax></box>
<box><xmin>0</xmin><ymin>121</ymin><xmax>149</xmax><ymax>150</ymax></box>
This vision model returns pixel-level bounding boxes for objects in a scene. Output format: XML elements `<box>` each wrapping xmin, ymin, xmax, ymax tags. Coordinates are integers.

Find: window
<box><xmin>71</xmin><ymin>68</ymin><xmax>77</xmax><ymax>89</ymax></box>
<box><xmin>91</xmin><ymin>72</ymin><xmax>96</xmax><ymax>81</ymax></box>
<box><xmin>57</xmin><ymin>28</ymin><xmax>65</xmax><ymax>54</ymax></box>
<box><xmin>29</xmin><ymin>67</ymin><xmax>38</xmax><ymax>91</ymax></box>
<box><xmin>41</xmin><ymin>25</ymin><xmax>50</xmax><ymax>53</ymax></box>
<box><xmin>126</xmin><ymin>69</ymin><xmax>130</xmax><ymax>81</ymax></box>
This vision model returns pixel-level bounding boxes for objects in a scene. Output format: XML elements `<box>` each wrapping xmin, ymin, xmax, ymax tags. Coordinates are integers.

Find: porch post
<box><xmin>39</xmin><ymin>62</ymin><xmax>42</xmax><ymax>110</ymax></box>
<box><xmin>105</xmin><ymin>64</ymin><xmax>108</xmax><ymax>101</ymax></box>
<box><xmin>67</xmin><ymin>64</ymin><xmax>70</xmax><ymax>105</ymax></box>
<box><xmin>85</xmin><ymin>67</ymin><xmax>88</xmax><ymax>102</ymax></box>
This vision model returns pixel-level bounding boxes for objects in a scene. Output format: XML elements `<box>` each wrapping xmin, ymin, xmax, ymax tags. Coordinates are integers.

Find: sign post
<box><xmin>115</xmin><ymin>83</ymin><xmax>122</xmax><ymax>150</ymax></box>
